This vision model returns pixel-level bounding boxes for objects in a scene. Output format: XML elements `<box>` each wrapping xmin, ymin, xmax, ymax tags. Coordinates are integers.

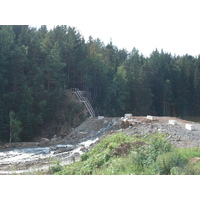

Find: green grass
<box><xmin>54</xmin><ymin>132</ymin><xmax>200</xmax><ymax>175</ymax></box>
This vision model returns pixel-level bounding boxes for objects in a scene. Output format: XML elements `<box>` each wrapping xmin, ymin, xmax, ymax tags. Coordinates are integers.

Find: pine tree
<box><xmin>0</xmin><ymin>100</ymin><xmax>9</xmax><ymax>142</ymax></box>
<box><xmin>9</xmin><ymin>111</ymin><xmax>22</xmax><ymax>143</ymax></box>
<box><xmin>164</xmin><ymin>79</ymin><xmax>174</xmax><ymax>116</ymax></box>
<box><xmin>193</xmin><ymin>66</ymin><xmax>200</xmax><ymax>115</ymax></box>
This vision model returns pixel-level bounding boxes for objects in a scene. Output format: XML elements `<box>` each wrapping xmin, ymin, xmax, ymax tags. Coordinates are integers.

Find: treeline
<box><xmin>0</xmin><ymin>25</ymin><xmax>200</xmax><ymax>142</ymax></box>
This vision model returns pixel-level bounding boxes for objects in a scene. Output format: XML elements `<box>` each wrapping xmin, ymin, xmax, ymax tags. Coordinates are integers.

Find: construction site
<box><xmin>0</xmin><ymin>89</ymin><xmax>200</xmax><ymax>174</ymax></box>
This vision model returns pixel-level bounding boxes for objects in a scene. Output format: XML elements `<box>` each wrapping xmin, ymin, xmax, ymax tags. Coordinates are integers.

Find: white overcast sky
<box><xmin>2</xmin><ymin>0</ymin><xmax>200</xmax><ymax>57</ymax></box>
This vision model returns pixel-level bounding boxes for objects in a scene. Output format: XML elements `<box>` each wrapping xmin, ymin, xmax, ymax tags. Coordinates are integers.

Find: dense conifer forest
<box><xmin>0</xmin><ymin>25</ymin><xmax>200</xmax><ymax>142</ymax></box>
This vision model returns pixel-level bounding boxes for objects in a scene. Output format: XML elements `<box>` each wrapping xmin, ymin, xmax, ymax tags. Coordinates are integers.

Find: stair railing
<box><xmin>68</xmin><ymin>88</ymin><xmax>95</xmax><ymax>117</ymax></box>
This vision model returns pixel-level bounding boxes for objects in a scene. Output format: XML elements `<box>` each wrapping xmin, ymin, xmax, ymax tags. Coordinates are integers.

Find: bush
<box><xmin>49</xmin><ymin>160</ymin><xmax>63</xmax><ymax>174</ymax></box>
<box><xmin>185</xmin><ymin>163</ymin><xmax>200</xmax><ymax>175</ymax></box>
<box><xmin>156</xmin><ymin>151</ymin><xmax>188</xmax><ymax>175</ymax></box>
<box><xmin>81</xmin><ymin>153</ymin><xmax>89</xmax><ymax>161</ymax></box>
<box><xmin>131</xmin><ymin>136</ymin><xmax>172</xmax><ymax>169</ymax></box>
<box><xmin>144</xmin><ymin>137</ymin><xmax>172</xmax><ymax>166</ymax></box>
<box><xmin>177</xmin><ymin>148</ymin><xmax>200</xmax><ymax>159</ymax></box>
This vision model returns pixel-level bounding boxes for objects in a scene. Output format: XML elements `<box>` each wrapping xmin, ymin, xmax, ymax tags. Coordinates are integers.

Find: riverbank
<box><xmin>0</xmin><ymin>116</ymin><xmax>200</xmax><ymax>174</ymax></box>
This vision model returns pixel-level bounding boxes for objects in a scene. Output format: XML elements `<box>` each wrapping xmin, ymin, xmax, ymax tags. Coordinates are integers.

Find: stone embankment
<box><xmin>0</xmin><ymin>116</ymin><xmax>200</xmax><ymax>174</ymax></box>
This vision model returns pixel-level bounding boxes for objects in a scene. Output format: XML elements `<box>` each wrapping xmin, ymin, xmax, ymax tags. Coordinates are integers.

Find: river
<box><xmin>0</xmin><ymin>137</ymin><xmax>99</xmax><ymax>174</ymax></box>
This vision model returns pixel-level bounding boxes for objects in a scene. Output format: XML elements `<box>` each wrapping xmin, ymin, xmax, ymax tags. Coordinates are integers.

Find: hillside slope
<box><xmin>37</xmin><ymin>92</ymin><xmax>89</xmax><ymax>141</ymax></box>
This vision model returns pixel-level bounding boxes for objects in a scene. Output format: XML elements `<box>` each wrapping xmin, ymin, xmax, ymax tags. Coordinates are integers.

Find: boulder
<box><xmin>80</xmin><ymin>146</ymin><xmax>87</xmax><ymax>152</ymax></box>
<box><xmin>121</xmin><ymin>120</ymin><xmax>129</xmax><ymax>129</ymax></box>
<box><xmin>40</xmin><ymin>138</ymin><xmax>50</xmax><ymax>144</ymax></box>
<box><xmin>51</xmin><ymin>138</ymin><xmax>58</xmax><ymax>142</ymax></box>
<box><xmin>50</xmin><ymin>146</ymin><xmax>57</xmax><ymax>151</ymax></box>
<box><xmin>57</xmin><ymin>147</ymin><xmax>67</xmax><ymax>153</ymax></box>
<box><xmin>66</xmin><ymin>146</ymin><xmax>74</xmax><ymax>151</ymax></box>
<box><xmin>55</xmin><ymin>145</ymin><xmax>75</xmax><ymax>153</ymax></box>
<box><xmin>72</xmin><ymin>152</ymin><xmax>81</xmax><ymax>158</ymax></box>
<box><xmin>4</xmin><ymin>143</ymin><xmax>12</xmax><ymax>148</ymax></box>
<box><xmin>127</xmin><ymin>119</ymin><xmax>137</xmax><ymax>127</ymax></box>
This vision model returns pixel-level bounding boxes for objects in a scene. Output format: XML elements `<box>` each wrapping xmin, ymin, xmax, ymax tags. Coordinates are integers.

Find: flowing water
<box><xmin>0</xmin><ymin>137</ymin><xmax>99</xmax><ymax>174</ymax></box>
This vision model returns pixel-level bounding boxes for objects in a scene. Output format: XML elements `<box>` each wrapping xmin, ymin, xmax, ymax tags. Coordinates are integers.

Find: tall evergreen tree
<box><xmin>1</xmin><ymin>25</ymin><xmax>200</xmax><ymax>142</ymax></box>
<box><xmin>193</xmin><ymin>66</ymin><xmax>200</xmax><ymax>115</ymax></box>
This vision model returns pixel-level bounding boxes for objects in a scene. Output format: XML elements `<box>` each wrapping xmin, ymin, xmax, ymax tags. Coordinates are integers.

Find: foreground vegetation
<box><xmin>54</xmin><ymin>132</ymin><xmax>200</xmax><ymax>175</ymax></box>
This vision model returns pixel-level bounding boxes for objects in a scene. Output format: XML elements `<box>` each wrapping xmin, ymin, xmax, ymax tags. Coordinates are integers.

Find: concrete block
<box><xmin>147</xmin><ymin>115</ymin><xmax>155</xmax><ymax>120</ymax></box>
<box><xmin>98</xmin><ymin>116</ymin><xmax>104</xmax><ymax>119</ymax></box>
<box><xmin>124</xmin><ymin>113</ymin><xmax>132</xmax><ymax>118</ymax></box>
<box><xmin>169</xmin><ymin>120</ymin><xmax>177</xmax><ymax>125</ymax></box>
<box><xmin>185</xmin><ymin>124</ymin><xmax>195</xmax><ymax>131</ymax></box>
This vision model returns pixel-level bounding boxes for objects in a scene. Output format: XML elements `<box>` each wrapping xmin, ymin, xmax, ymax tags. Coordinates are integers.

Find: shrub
<box><xmin>185</xmin><ymin>164</ymin><xmax>200</xmax><ymax>175</ymax></box>
<box><xmin>156</xmin><ymin>151</ymin><xmax>188</xmax><ymax>175</ymax></box>
<box><xmin>131</xmin><ymin>136</ymin><xmax>172</xmax><ymax>169</ymax></box>
<box><xmin>132</xmin><ymin>147</ymin><xmax>148</xmax><ymax>170</ymax></box>
<box><xmin>49</xmin><ymin>160</ymin><xmax>63</xmax><ymax>174</ymax></box>
<box><xmin>177</xmin><ymin>148</ymin><xmax>200</xmax><ymax>160</ymax></box>
<box><xmin>144</xmin><ymin>137</ymin><xmax>172</xmax><ymax>166</ymax></box>
<box><xmin>81</xmin><ymin>153</ymin><xmax>89</xmax><ymax>161</ymax></box>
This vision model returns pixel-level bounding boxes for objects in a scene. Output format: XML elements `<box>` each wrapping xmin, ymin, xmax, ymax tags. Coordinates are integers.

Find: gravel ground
<box><xmin>122</xmin><ymin>116</ymin><xmax>200</xmax><ymax>148</ymax></box>
<box><xmin>68</xmin><ymin>116</ymin><xmax>200</xmax><ymax>148</ymax></box>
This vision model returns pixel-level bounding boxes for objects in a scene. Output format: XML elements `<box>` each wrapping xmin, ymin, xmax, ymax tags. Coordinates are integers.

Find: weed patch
<box><xmin>48</xmin><ymin>160</ymin><xmax>63</xmax><ymax>174</ymax></box>
<box><xmin>155</xmin><ymin>151</ymin><xmax>188</xmax><ymax>175</ymax></box>
<box><xmin>54</xmin><ymin>132</ymin><xmax>200</xmax><ymax>175</ymax></box>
